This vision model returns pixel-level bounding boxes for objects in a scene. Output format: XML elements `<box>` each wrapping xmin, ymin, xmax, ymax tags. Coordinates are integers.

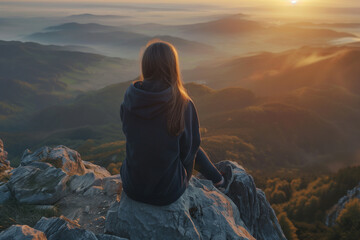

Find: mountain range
<box><xmin>0</xmin><ymin>40</ymin><xmax>136</xmax><ymax>122</ymax></box>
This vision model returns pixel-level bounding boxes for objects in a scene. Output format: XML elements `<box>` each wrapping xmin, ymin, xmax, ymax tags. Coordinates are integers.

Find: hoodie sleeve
<box><xmin>179</xmin><ymin>99</ymin><xmax>201</xmax><ymax>180</ymax></box>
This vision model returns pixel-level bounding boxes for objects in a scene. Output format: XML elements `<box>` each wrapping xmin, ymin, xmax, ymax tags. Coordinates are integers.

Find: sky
<box><xmin>0</xmin><ymin>0</ymin><xmax>358</xmax><ymax>6</ymax></box>
<box><xmin>0</xmin><ymin>0</ymin><xmax>359</xmax><ymax>21</ymax></box>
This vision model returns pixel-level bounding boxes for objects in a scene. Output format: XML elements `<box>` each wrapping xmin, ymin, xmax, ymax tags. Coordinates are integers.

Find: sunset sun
<box><xmin>291</xmin><ymin>0</ymin><xmax>298</xmax><ymax>4</ymax></box>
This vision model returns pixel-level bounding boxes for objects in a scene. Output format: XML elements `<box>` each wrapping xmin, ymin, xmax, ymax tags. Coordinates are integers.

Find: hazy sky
<box><xmin>0</xmin><ymin>0</ymin><xmax>359</xmax><ymax>22</ymax></box>
<box><xmin>0</xmin><ymin>0</ymin><xmax>359</xmax><ymax>7</ymax></box>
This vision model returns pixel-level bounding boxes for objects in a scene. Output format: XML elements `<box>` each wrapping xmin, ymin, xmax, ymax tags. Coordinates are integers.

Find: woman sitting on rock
<box><xmin>119</xmin><ymin>40</ymin><xmax>229</xmax><ymax>206</ymax></box>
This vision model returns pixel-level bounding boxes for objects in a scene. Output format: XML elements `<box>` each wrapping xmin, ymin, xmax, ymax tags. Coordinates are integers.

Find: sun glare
<box><xmin>291</xmin><ymin>0</ymin><xmax>297</xmax><ymax>4</ymax></box>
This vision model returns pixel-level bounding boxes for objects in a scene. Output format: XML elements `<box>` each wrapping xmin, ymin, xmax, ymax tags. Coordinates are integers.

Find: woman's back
<box><xmin>120</xmin><ymin>79</ymin><xmax>201</xmax><ymax>206</ymax></box>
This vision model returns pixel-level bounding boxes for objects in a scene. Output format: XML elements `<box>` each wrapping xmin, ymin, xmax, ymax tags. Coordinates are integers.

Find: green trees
<box><xmin>329</xmin><ymin>199</ymin><xmax>360</xmax><ymax>240</ymax></box>
<box><xmin>257</xmin><ymin>165</ymin><xmax>360</xmax><ymax>240</ymax></box>
<box><xmin>278</xmin><ymin>212</ymin><xmax>298</xmax><ymax>240</ymax></box>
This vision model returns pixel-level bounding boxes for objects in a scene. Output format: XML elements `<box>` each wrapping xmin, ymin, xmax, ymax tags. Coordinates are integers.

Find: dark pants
<box><xmin>193</xmin><ymin>146</ymin><xmax>223</xmax><ymax>184</ymax></box>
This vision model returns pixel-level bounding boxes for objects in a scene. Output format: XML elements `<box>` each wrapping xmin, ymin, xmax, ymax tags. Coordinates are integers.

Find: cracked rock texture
<box><xmin>0</xmin><ymin>143</ymin><xmax>285</xmax><ymax>240</ymax></box>
<box><xmin>0</xmin><ymin>144</ymin><xmax>122</xmax><ymax>233</ymax></box>
<box><xmin>0</xmin><ymin>216</ymin><xmax>127</xmax><ymax>240</ymax></box>
<box><xmin>105</xmin><ymin>161</ymin><xmax>286</xmax><ymax>240</ymax></box>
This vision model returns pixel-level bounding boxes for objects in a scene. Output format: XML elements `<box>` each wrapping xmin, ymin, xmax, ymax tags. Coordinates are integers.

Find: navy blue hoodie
<box><xmin>120</xmin><ymin>80</ymin><xmax>201</xmax><ymax>206</ymax></box>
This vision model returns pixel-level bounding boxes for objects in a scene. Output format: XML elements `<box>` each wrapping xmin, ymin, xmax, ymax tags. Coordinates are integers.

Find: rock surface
<box><xmin>0</xmin><ymin>216</ymin><xmax>127</xmax><ymax>240</ymax></box>
<box><xmin>3</xmin><ymin>145</ymin><xmax>118</xmax><ymax>204</ymax></box>
<box><xmin>105</xmin><ymin>161</ymin><xmax>286</xmax><ymax>240</ymax></box>
<box><xmin>216</xmin><ymin>161</ymin><xmax>285</xmax><ymax>240</ymax></box>
<box><xmin>0</xmin><ymin>144</ymin><xmax>122</xmax><ymax>231</ymax></box>
<box><xmin>0</xmin><ymin>224</ymin><xmax>47</xmax><ymax>240</ymax></box>
<box><xmin>21</xmin><ymin>145</ymin><xmax>86</xmax><ymax>175</ymax></box>
<box><xmin>326</xmin><ymin>181</ymin><xmax>360</xmax><ymax>226</ymax></box>
<box><xmin>0</xmin><ymin>143</ymin><xmax>285</xmax><ymax>240</ymax></box>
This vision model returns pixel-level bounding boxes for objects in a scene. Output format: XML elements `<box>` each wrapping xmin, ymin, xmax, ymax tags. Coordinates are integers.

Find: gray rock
<box><xmin>84</xmin><ymin>186</ymin><xmax>104</xmax><ymax>196</ymax></box>
<box><xmin>0</xmin><ymin>184</ymin><xmax>11</xmax><ymax>204</ymax></box>
<box><xmin>5</xmin><ymin>145</ymin><xmax>116</xmax><ymax>204</ymax></box>
<box><xmin>8</xmin><ymin>164</ymin><xmax>68</xmax><ymax>204</ymax></box>
<box><xmin>83</xmin><ymin>161</ymin><xmax>111</xmax><ymax>178</ymax></box>
<box><xmin>105</xmin><ymin>161</ymin><xmax>285</xmax><ymax>240</ymax></box>
<box><xmin>69</xmin><ymin>172</ymin><xmax>98</xmax><ymax>193</ymax></box>
<box><xmin>0</xmin><ymin>224</ymin><xmax>47</xmax><ymax>240</ymax></box>
<box><xmin>96</xmin><ymin>234</ymin><xmax>128</xmax><ymax>240</ymax></box>
<box><xmin>103</xmin><ymin>175</ymin><xmax>122</xmax><ymax>196</ymax></box>
<box><xmin>34</xmin><ymin>216</ymin><xmax>98</xmax><ymax>240</ymax></box>
<box><xmin>326</xmin><ymin>181</ymin><xmax>360</xmax><ymax>226</ymax></box>
<box><xmin>21</xmin><ymin>145</ymin><xmax>86</xmax><ymax>176</ymax></box>
<box><xmin>34</xmin><ymin>205</ymin><xmax>57</xmax><ymax>211</ymax></box>
<box><xmin>216</xmin><ymin>161</ymin><xmax>286</xmax><ymax>240</ymax></box>
<box><xmin>28</xmin><ymin>162</ymin><xmax>53</xmax><ymax>170</ymax></box>
<box><xmin>105</xmin><ymin>177</ymin><xmax>255</xmax><ymax>240</ymax></box>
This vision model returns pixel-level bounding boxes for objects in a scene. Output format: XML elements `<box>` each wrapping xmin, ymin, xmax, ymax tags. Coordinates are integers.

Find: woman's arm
<box><xmin>179</xmin><ymin>100</ymin><xmax>201</xmax><ymax>181</ymax></box>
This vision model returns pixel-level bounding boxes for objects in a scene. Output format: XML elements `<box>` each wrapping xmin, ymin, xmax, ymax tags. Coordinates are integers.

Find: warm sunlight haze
<box><xmin>0</xmin><ymin>1</ymin><xmax>360</xmax><ymax>240</ymax></box>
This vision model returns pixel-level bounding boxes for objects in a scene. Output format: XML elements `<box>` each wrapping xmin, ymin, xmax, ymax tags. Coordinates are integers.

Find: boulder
<box><xmin>1</xmin><ymin>143</ymin><xmax>284</xmax><ymax>240</ymax></box>
<box><xmin>326</xmin><ymin>181</ymin><xmax>360</xmax><ymax>226</ymax></box>
<box><xmin>3</xmin><ymin>144</ymin><xmax>121</xmax><ymax>232</ymax></box>
<box><xmin>0</xmin><ymin>225</ymin><xmax>47</xmax><ymax>240</ymax></box>
<box><xmin>84</xmin><ymin>186</ymin><xmax>104</xmax><ymax>196</ymax></box>
<box><xmin>5</xmin><ymin>145</ymin><xmax>118</xmax><ymax>205</ymax></box>
<box><xmin>69</xmin><ymin>172</ymin><xmax>99</xmax><ymax>193</ymax></box>
<box><xmin>7</xmin><ymin>164</ymin><xmax>68</xmax><ymax>204</ymax></box>
<box><xmin>21</xmin><ymin>145</ymin><xmax>86</xmax><ymax>176</ymax></box>
<box><xmin>105</xmin><ymin>177</ymin><xmax>254</xmax><ymax>240</ymax></box>
<box><xmin>34</xmin><ymin>216</ymin><xmax>98</xmax><ymax>240</ymax></box>
<box><xmin>103</xmin><ymin>175</ymin><xmax>122</xmax><ymax>196</ymax></box>
<box><xmin>0</xmin><ymin>216</ymin><xmax>129</xmax><ymax>240</ymax></box>
<box><xmin>84</xmin><ymin>161</ymin><xmax>111</xmax><ymax>178</ymax></box>
<box><xmin>105</xmin><ymin>161</ymin><xmax>286</xmax><ymax>240</ymax></box>
<box><xmin>0</xmin><ymin>184</ymin><xmax>11</xmax><ymax>204</ymax></box>
<box><xmin>215</xmin><ymin>161</ymin><xmax>286</xmax><ymax>240</ymax></box>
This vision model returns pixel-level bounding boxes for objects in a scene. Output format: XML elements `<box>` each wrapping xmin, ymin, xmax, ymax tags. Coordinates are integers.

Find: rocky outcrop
<box><xmin>2</xmin><ymin>145</ymin><xmax>120</xmax><ymax>205</ymax></box>
<box><xmin>105</xmin><ymin>161</ymin><xmax>286</xmax><ymax>240</ymax></box>
<box><xmin>0</xmin><ymin>225</ymin><xmax>47</xmax><ymax>240</ymax></box>
<box><xmin>0</xmin><ymin>216</ymin><xmax>126</xmax><ymax>240</ymax></box>
<box><xmin>20</xmin><ymin>145</ymin><xmax>86</xmax><ymax>175</ymax></box>
<box><xmin>0</xmin><ymin>144</ymin><xmax>122</xmax><ymax>232</ymax></box>
<box><xmin>105</xmin><ymin>178</ymin><xmax>254</xmax><ymax>240</ymax></box>
<box><xmin>216</xmin><ymin>161</ymin><xmax>285</xmax><ymax>240</ymax></box>
<box><xmin>326</xmin><ymin>182</ymin><xmax>360</xmax><ymax>226</ymax></box>
<box><xmin>0</xmin><ymin>143</ymin><xmax>285</xmax><ymax>240</ymax></box>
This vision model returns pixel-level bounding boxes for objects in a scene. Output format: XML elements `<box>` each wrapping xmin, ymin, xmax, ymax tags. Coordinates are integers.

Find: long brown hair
<box><xmin>140</xmin><ymin>40</ymin><xmax>190</xmax><ymax>136</ymax></box>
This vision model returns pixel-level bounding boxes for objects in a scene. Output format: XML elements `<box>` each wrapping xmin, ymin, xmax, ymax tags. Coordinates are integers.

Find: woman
<box><xmin>120</xmin><ymin>40</ymin><xmax>228</xmax><ymax>206</ymax></box>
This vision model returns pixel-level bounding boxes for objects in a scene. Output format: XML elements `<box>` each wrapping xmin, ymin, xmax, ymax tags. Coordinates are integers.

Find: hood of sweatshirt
<box><xmin>122</xmin><ymin>80</ymin><xmax>172</xmax><ymax>119</ymax></box>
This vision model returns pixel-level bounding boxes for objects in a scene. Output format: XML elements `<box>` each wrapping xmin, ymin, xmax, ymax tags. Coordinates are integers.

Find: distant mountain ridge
<box><xmin>2</xmin><ymin>44</ymin><xmax>360</xmax><ymax>173</ymax></box>
<box><xmin>26</xmin><ymin>22</ymin><xmax>215</xmax><ymax>56</ymax></box>
<box><xmin>0</xmin><ymin>40</ymin><xmax>136</xmax><ymax>121</ymax></box>
<box><xmin>45</xmin><ymin>22</ymin><xmax>119</xmax><ymax>32</ymax></box>
<box><xmin>67</xmin><ymin>13</ymin><xmax>130</xmax><ymax>19</ymax></box>
<box><xmin>184</xmin><ymin>45</ymin><xmax>360</xmax><ymax>94</ymax></box>
<box><xmin>5</xmin><ymin>78</ymin><xmax>359</xmax><ymax>171</ymax></box>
